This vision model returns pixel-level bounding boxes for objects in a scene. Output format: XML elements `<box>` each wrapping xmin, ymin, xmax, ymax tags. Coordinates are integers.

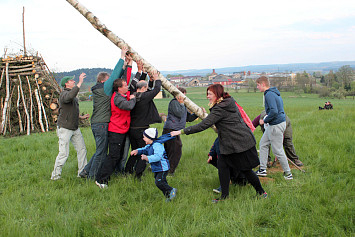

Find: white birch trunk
<box><xmin>34</xmin><ymin>89</ymin><xmax>45</xmax><ymax>133</ymax></box>
<box><xmin>18</xmin><ymin>75</ymin><xmax>31</xmax><ymax>135</ymax></box>
<box><xmin>16</xmin><ymin>86</ymin><xmax>24</xmax><ymax>133</ymax></box>
<box><xmin>66</xmin><ymin>0</ymin><xmax>208</xmax><ymax>120</ymax></box>
<box><xmin>26</xmin><ymin>76</ymin><xmax>34</xmax><ymax>131</ymax></box>
<box><xmin>35</xmin><ymin>78</ymin><xmax>49</xmax><ymax>131</ymax></box>
<box><xmin>1</xmin><ymin>63</ymin><xmax>10</xmax><ymax>135</ymax></box>
<box><xmin>0</xmin><ymin>68</ymin><xmax>4</xmax><ymax>89</ymax></box>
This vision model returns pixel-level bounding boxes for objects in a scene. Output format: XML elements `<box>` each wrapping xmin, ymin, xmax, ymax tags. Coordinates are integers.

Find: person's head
<box><xmin>256</xmin><ymin>76</ymin><xmax>270</xmax><ymax>92</ymax></box>
<box><xmin>143</xmin><ymin>128</ymin><xmax>158</xmax><ymax>144</ymax></box>
<box><xmin>206</xmin><ymin>84</ymin><xmax>230</xmax><ymax>104</ymax></box>
<box><xmin>60</xmin><ymin>76</ymin><xmax>75</xmax><ymax>89</ymax></box>
<box><xmin>97</xmin><ymin>72</ymin><xmax>110</xmax><ymax>83</ymax></box>
<box><xmin>178</xmin><ymin>87</ymin><xmax>187</xmax><ymax>95</ymax></box>
<box><xmin>136</xmin><ymin>81</ymin><xmax>148</xmax><ymax>92</ymax></box>
<box><xmin>113</xmin><ymin>78</ymin><xmax>128</xmax><ymax>94</ymax></box>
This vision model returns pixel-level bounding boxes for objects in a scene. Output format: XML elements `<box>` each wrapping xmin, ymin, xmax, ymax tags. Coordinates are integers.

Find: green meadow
<box><xmin>1</xmin><ymin>88</ymin><xmax>354</xmax><ymax>236</ymax></box>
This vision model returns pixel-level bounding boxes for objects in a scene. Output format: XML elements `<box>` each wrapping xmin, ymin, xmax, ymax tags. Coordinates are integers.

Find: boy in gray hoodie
<box><xmin>255</xmin><ymin>76</ymin><xmax>293</xmax><ymax>180</ymax></box>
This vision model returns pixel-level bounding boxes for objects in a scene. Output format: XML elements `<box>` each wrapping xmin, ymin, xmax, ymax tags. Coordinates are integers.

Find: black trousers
<box><xmin>163</xmin><ymin>128</ymin><xmax>182</xmax><ymax>173</ymax></box>
<box><xmin>218</xmin><ymin>149</ymin><xmax>264</xmax><ymax>198</ymax></box>
<box><xmin>125</xmin><ymin>128</ymin><xmax>148</xmax><ymax>178</ymax></box>
<box><xmin>154</xmin><ymin>171</ymin><xmax>172</xmax><ymax>197</ymax></box>
<box><xmin>96</xmin><ymin>131</ymin><xmax>126</xmax><ymax>184</ymax></box>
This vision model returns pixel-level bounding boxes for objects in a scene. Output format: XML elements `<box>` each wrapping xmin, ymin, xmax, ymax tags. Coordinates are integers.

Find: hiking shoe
<box><xmin>213</xmin><ymin>186</ymin><xmax>221</xmax><ymax>194</ymax></box>
<box><xmin>79</xmin><ymin>169</ymin><xmax>88</xmax><ymax>179</ymax></box>
<box><xmin>95</xmin><ymin>181</ymin><xmax>108</xmax><ymax>189</ymax></box>
<box><xmin>284</xmin><ymin>173</ymin><xmax>293</xmax><ymax>180</ymax></box>
<box><xmin>293</xmin><ymin>159</ymin><xmax>304</xmax><ymax>167</ymax></box>
<box><xmin>166</xmin><ymin>188</ymin><xmax>177</xmax><ymax>202</ymax></box>
<box><xmin>256</xmin><ymin>169</ymin><xmax>267</xmax><ymax>177</ymax></box>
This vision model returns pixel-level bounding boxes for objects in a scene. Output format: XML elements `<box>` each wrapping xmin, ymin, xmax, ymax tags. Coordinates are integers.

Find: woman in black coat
<box><xmin>171</xmin><ymin>84</ymin><xmax>266</xmax><ymax>202</ymax></box>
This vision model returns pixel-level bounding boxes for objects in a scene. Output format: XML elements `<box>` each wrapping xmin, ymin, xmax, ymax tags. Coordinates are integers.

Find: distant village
<box><xmin>167</xmin><ymin>69</ymin><xmax>296</xmax><ymax>89</ymax></box>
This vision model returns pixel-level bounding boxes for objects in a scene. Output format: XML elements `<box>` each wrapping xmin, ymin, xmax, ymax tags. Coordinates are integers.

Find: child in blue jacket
<box><xmin>130</xmin><ymin>128</ymin><xmax>177</xmax><ymax>202</ymax></box>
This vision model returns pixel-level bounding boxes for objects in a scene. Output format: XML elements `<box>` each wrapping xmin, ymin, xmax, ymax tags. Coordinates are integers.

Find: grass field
<box><xmin>1</xmin><ymin>88</ymin><xmax>354</xmax><ymax>236</ymax></box>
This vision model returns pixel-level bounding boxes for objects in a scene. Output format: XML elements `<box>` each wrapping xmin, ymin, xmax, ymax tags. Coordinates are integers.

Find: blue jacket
<box><xmin>136</xmin><ymin>134</ymin><xmax>175</xmax><ymax>172</ymax></box>
<box><xmin>263</xmin><ymin>87</ymin><xmax>286</xmax><ymax>125</ymax></box>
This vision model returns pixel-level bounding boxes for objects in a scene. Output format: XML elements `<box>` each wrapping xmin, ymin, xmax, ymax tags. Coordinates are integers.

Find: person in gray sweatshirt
<box><xmin>162</xmin><ymin>87</ymin><xmax>198</xmax><ymax>175</ymax></box>
<box><xmin>255</xmin><ymin>76</ymin><xmax>293</xmax><ymax>180</ymax></box>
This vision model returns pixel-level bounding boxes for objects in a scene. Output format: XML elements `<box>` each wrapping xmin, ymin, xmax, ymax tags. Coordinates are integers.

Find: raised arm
<box><xmin>104</xmin><ymin>47</ymin><xmax>128</xmax><ymax>96</ymax></box>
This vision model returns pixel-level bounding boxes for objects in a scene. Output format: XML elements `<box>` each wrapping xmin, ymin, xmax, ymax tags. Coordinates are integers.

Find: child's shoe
<box><xmin>166</xmin><ymin>188</ymin><xmax>177</xmax><ymax>202</ymax></box>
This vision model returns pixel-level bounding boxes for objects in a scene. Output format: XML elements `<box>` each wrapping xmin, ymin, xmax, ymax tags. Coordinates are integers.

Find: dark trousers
<box><xmin>163</xmin><ymin>128</ymin><xmax>182</xmax><ymax>173</ymax></box>
<box><xmin>218</xmin><ymin>153</ymin><xmax>264</xmax><ymax>198</ymax></box>
<box><xmin>84</xmin><ymin>123</ymin><xmax>109</xmax><ymax>179</ymax></box>
<box><xmin>96</xmin><ymin>131</ymin><xmax>126</xmax><ymax>184</ymax></box>
<box><xmin>154</xmin><ymin>171</ymin><xmax>172</xmax><ymax>197</ymax></box>
<box><xmin>125</xmin><ymin>128</ymin><xmax>148</xmax><ymax>178</ymax></box>
<box><xmin>283</xmin><ymin>137</ymin><xmax>299</xmax><ymax>161</ymax></box>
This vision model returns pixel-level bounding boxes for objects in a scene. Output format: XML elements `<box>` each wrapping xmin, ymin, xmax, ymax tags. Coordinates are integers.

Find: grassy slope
<box><xmin>0</xmin><ymin>89</ymin><xmax>354</xmax><ymax>236</ymax></box>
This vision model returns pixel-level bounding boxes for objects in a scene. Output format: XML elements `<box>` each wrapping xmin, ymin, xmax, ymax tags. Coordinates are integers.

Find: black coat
<box><xmin>130</xmin><ymin>80</ymin><xmax>162</xmax><ymax>128</ymax></box>
<box><xmin>184</xmin><ymin>97</ymin><xmax>256</xmax><ymax>155</ymax></box>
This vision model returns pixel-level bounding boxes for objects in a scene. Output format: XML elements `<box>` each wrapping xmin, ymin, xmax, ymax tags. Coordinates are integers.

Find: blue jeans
<box><xmin>84</xmin><ymin>123</ymin><xmax>109</xmax><ymax>179</ymax></box>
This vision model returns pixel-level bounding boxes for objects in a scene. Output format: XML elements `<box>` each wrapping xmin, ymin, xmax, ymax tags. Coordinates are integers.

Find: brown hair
<box><xmin>256</xmin><ymin>76</ymin><xmax>270</xmax><ymax>87</ymax></box>
<box><xmin>178</xmin><ymin>87</ymin><xmax>186</xmax><ymax>94</ymax></box>
<box><xmin>207</xmin><ymin>84</ymin><xmax>230</xmax><ymax>99</ymax></box>
<box><xmin>113</xmin><ymin>78</ymin><xmax>126</xmax><ymax>92</ymax></box>
<box><xmin>97</xmin><ymin>72</ymin><xmax>110</xmax><ymax>83</ymax></box>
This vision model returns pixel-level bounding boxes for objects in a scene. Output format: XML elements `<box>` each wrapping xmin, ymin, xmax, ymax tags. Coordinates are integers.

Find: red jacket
<box><xmin>108</xmin><ymin>92</ymin><xmax>132</xmax><ymax>134</ymax></box>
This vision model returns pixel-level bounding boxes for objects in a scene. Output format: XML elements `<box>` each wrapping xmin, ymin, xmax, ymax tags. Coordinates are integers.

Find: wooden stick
<box><xmin>26</xmin><ymin>76</ymin><xmax>34</xmax><ymax>131</ymax></box>
<box><xmin>34</xmin><ymin>89</ymin><xmax>45</xmax><ymax>132</ymax></box>
<box><xmin>35</xmin><ymin>78</ymin><xmax>49</xmax><ymax>131</ymax></box>
<box><xmin>19</xmin><ymin>75</ymin><xmax>30</xmax><ymax>135</ymax></box>
<box><xmin>4</xmin><ymin>85</ymin><xmax>16</xmax><ymax>135</ymax></box>
<box><xmin>0</xmin><ymin>67</ymin><xmax>4</xmax><ymax>89</ymax></box>
<box><xmin>1</xmin><ymin>63</ymin><xmax>10</xmax><ymax>135</ymax></box>
<box><xmin>287</xmin><ymin>157</ymin><xmax>306</xmax><ymax>173</ymax></box>
<box><xmin>17</xmin><ymin>86</ymin><xmax>24</xmax><ymax>133</ymax></box>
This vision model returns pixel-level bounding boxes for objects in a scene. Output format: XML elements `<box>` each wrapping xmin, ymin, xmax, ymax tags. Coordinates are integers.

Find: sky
<box><xmin>1</xmin><ymin>0</ymin><xmax>355</xmax><ymax>73</ymax></box>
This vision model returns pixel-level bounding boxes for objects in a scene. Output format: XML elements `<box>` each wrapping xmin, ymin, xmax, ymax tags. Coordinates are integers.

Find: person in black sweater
<box><xmin>124</xmin><ymin>71</ymin><xmax>162</xmax><ymax>178</ymax></box>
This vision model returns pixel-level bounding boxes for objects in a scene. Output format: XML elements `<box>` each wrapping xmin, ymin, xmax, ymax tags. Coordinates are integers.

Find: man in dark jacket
<box><xmin>79</xmin><ymin>48</ymin><xmax>128</xmax><ymax>179</ymax></box>
<box><xmin>51</xmin><ymin>73</ymin><xmax>89</xmax><ymax>180</ymax></box>
<box><xmin>162</xmin><ymin>88</ymin><xmax>199</xmax><ymax>175</ymax></box>
<box><xmin>124</xmin><ymin>71</ymin><xmax>162</xmax><ymax>178</ymax></box>
<box><xmin>256</xmin><ymin>76</ymin><xmax>293</xmax><ymax>180</ymax></box>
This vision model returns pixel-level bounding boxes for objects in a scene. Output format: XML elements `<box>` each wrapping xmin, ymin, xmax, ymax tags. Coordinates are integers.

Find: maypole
<box><xmin>65</xmin><ymin>0</ymin><xmax>207</xmax><ymax>120</ymax></box>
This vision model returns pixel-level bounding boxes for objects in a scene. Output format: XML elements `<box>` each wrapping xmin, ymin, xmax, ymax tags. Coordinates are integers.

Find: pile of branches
<box><xmin>0</xmin><ymin>55</ymin><xmax>61</xmax><ymax>136</ymax></box>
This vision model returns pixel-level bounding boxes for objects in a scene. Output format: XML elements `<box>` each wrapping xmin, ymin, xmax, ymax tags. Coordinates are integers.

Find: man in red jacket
<box><xmin>95</xmin><ymin>78</ymin><xmax>136</xmax><ymax>188</ymax></box>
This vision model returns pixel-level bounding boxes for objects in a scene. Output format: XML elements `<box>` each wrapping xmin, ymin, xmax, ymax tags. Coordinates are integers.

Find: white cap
<box><xmin>143</xmin><ymin>128</ymin><xmax>158</xmax><ymax>140</ymax></box>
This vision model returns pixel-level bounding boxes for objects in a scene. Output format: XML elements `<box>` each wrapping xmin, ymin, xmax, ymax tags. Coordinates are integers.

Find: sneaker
<box><xmin>293</xmin><ymin>159</ymin><xmax>304</xmax><ymax>167</ymax></box>
<box><xmin>259</xmin><ymin>192</ymin><xmax>268</xmax><ymax>199</ymax></box>
<box><xmin>256</xmin><ymin>169</ymin><xmax>267</xmax><ymax>177</ymax></box>
<box><xmin>166</xmin><ymin>188</ymin><xmax>177</xmax><ymax>202</ymax></box>
<box><xmin>95</xmin><ymin>181</ymin><xmax>108</xmax><ymax>189</ymax></box>
<box><xmin>284</xmin><ymin>173</ymin><xmax>293</xmax><ymax>180</ymax></box>
<box><xmin>79</xmin><ymin>169</ymin><xmax>88</xmax><ymax>179</ymax></box>
<box><xmin>50</xmin><ymin>176</ymin><xmax>60</xmax><ymax>181</ymax></box>
<box><xmin>213</xmin><ymin>186</ymin><xmax>221</xmax><ymax>194</ymax></box>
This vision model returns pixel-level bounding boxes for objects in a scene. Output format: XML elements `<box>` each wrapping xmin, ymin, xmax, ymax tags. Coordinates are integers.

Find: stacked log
<box><xmin>0</xmin><ymin>55</ymin><xmax>61</xmax><ymax>136</ymax></box>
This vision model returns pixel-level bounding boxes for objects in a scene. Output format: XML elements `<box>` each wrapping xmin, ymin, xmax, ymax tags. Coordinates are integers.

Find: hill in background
<box><xmin>54</xmin><ymin>61</ymin><xmax>355</xmax><ymax>84</ymax></box>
